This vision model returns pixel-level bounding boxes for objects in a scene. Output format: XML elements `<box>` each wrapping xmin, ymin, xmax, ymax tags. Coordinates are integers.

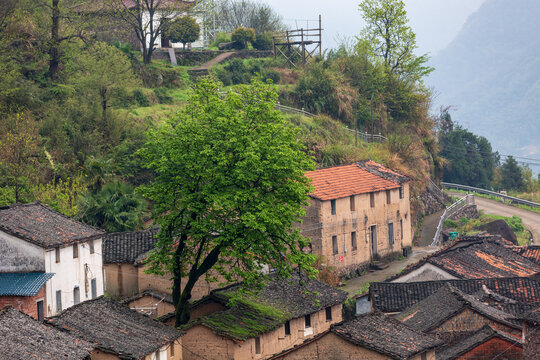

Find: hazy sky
<box><xmin>266</xmin><ymin>0</ymin><xmax>486</xmax><ymax>56</ymax></box>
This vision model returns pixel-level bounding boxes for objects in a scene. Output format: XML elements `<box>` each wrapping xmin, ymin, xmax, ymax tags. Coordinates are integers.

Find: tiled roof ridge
<box><xmin>104</xmin><ymin>227</ymin><xmax>159</xmax><ymax>238</ymax></box>
<box><xmin>356</xmin><ymin>160</ymin><xmax>410</xmax><ymax>184</ymax></box>
<box><xmin>0</xmin><ymin>272</ymin><xmax>55</xmax><ymax>296</ymax></box>
<box><xmin>121</xmin><ymin>289</ymin><xmax>173</xmax><ymax>305</ymax></box>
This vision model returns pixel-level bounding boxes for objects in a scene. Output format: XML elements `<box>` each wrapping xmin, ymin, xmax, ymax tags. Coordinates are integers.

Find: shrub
<box><xmin>252</xmin><ymin>32</ymin><xmax>273</xmax><ymax>50</ymax></box>
<box><xmin>262</xmin><ymin>69</ymin><xmax>280</xmax><ymax>84</ymax></box>
<box><xmin>154</xmin><ymin>87</ymin><xmax>173</xmax><ymax>104</ymax></box>
<box><xmin>133</xmin><ymin>88</ymin><xmax>149</xmax><ymax>107</ymax></box>
<box><xmin>443</xmin><ymin>219</ymin><xmax>459</xmax><ymax>228</ymax></box>
<box><xmin>231</xmin><ymin>27</ymin><xmax>256</xmax><ymax>49</ymax></box>
<box><xmin>211</xmin><ymin>32</ymin><xmax>231</xmax><ymax>48</ymax></box>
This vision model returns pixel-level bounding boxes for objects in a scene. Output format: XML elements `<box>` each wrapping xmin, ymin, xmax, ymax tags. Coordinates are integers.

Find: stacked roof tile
<box><xmin>370</xmin><ymin>277</ymin><xmax>540</xmax><ymax>313</ymax></box>
<box><xmin>102</xmin><ymin>228</ymin><xmax>159</xmax><ymax>264</ymax></box>
<box><xmin>0</xmin><ymin>272</ymin><xmax>54</xmax><ymax>296</ymax></box>
<box><xmin>331</xmin><ymin>312</ymin><xmax>443</xmax><ymax>359</ymax></box>
<box><xmin>50</xmin><ymin>297</ymin><xmax>182</xmax><ymax>359</ymax></box>
<box><xmin>0</xmin><ymin>307</ymin><xmax>93</xmax><ymax>359</ymax></box>
<box><xmin>305</xmin><ymin>161</ymin><xmax>407</xmax><ymax>201</ymax></box>
<box><xmin>0</xmin><ymin>202</ymin><xmax>104</xmax><ymax>248</ymax></box>
<box><xmin>509</xmin><ymin>245</ymin><xmax>540</xmax><ymax>264</ymax></box>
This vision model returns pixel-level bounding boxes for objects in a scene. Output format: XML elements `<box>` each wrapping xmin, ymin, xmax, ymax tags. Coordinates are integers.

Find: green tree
<box><xmin>68</xmin><ymin>41</ymin><xmax>139</xmax><ymax>129</ymax></box>
<box><xmin>231</xmin><ymin>26</ymin><xmax>255</xmax><ymax>49</ymax></box>
<box><xmin>137</xmin><ymin>78</ymin><xmax>316</xmax><ymax>326</ymax></box>
<box><xmin>357</xmin><ymin>0</ymin><xmax>432</xmax><ymax>81</ymax></box>
<box><xmin>78</xmin><ymin>180</ymin><xmax>145</xmax><ymax>232</ymax></box>
<box><xmin>500</xmin><ymin>156</ymin><xmax>525</xmax><ymax>191</ymax></box>
<box><xmin>165</xmin><ymin>15</ymin><xmax>200</xmax><ymax>50</ymax></box>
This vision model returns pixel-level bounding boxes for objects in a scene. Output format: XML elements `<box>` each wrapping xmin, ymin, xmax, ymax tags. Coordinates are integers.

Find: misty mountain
<box><xmin>428</xmin><ymin>0</ymin><xmax>540</xmax><ymax>160</ymax></box>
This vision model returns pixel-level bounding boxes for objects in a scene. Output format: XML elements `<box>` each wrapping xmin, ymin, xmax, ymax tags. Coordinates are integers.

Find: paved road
<box><xmin>449</xmin><ymin>192</ymin><xmax>540</xmax><ymax>245</ymax></box>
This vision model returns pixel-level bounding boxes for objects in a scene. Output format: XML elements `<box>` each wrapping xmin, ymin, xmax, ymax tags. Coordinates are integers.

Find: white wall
<box><xmin>44</xmin><ymin>238</ymin><xmax>104</xmax><ymax>316</ymax></box>
<box><xmin>0</xmin><ymin>231</ymin><xmax>44</xmax><ymax>272</ymax></box>
<box><xmin>142</xmin><ymin>10</ymin><xmax>205</xmax><ymax>50</ymax></box>
<box><xmin>390</xmin><ymin>263</ymin><xmax>458</xmax><ymax>283</ymax></box>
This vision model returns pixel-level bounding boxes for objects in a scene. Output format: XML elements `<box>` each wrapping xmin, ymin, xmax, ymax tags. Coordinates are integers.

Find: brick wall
<box><xmin>456</xmin><ymin>337</ymin><xmax>522</xmax><ymax>360</ymax></box>
<box><xmin>434</xmin><ymin>308</ymin><xmax>521</xmax><ymax>338</ymax></box>
<box><xmin>0</xmin><ymin>286</ymin><xmax>45</xmax><ymax>319</ymax></box>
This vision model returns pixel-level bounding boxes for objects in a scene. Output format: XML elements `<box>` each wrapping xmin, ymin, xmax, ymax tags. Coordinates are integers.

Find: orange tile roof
<box><xmin>305</xmin><ymin>162</ymin><xmax>404</xmax><ymax>200</ymax></box>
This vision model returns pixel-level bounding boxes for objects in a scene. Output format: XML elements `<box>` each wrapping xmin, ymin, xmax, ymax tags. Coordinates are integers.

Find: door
<box><xmin>37</xmin><ymin>300</ymin><xmax>44</xmax><ymax>321</ymax></box>
<box><xmin>91</xmin><ymin>278</ymin><xmax>97</xmax><ymax>299</ymax></box>
<box><xmin>370</xmin><ymin>225</ymin><xmax>377</xmax><ymax>257</ymax></box>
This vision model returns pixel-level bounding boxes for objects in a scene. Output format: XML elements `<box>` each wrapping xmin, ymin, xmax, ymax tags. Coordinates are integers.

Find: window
<box><xmin>351</xmin><ymin>231</ymin><xmax>357</xmax><ymax>251</ymax></box>
<box><xmin>370</xmin><ymin>192</ymin><xmax>375</xmax><ymax>208</ymax></box>
<box><xmin>55</xmin><ymin>247</ymin><xmax>60</xmax><ymax>263</ymax></box>
<box><xmin>91</xmin><ymin>278</ymin><xmax>97</xmax><ymax>299</ymax></box>
<box><xmin>37</xmin><ymin>300</ymin><xmax>44</xmax><ymax>321</ymax></box>
<box><xmin>386</xmin><ymin>190</ymin><xmax>391</xmax><ymax>204</ymax></box>
<box><xmin>350</xmin><ymin>195</ymin><xmax>355</xmax><ymax>211</ymax></box>
<box><xmin>388</xmin><ymin>223</ymin><xmax>394</xmax><ymax>246</ymax></box>
<box><xmin>284</xmin><ymin>320</ymin><xmax>291</xmax><ymax>336</ymax></box>
<box><xmin>325</xmin><ymin>306</ymin><xmax>332</xmax><ymax>321</ymax></box>
<box><xmin>331</xmin><ymin>199</ymin><xmax>336</xmax><ymax>215</ymax></box>
<box><xmin>255</xmin><ymin>337</ymin><xmax>261</xmax><ymax>354</ymax></box>
<box><xmin>332</xmin><ymin>236</ymin><xmax>338</xmax><ymax>255</ymax></box>
<box><xmin>73</xmin><ymin>286</ymin><xmax>80</xmax><ymax>305</ymax></box>
<box><xmin>399</xmin><ymin>186</ymin><xmax>404</xmax><ymax>199</ymax></box>
<box><xmin>400</xmin><ymin>219</ymin><xmax>403</xmax><ymax>240</ymax></box>
<box><xmin>170</xmin><ymin>342</ymin><xmax>175</xmax><ymax>356</ymax></box>
<box><xmin>155</xmin><ymin>350</ymin><xmax>160</xmax><ymax>360</ymax></box>
<box><xmin>304</xmin><ymin>314</ymin><xmax>311</xmax><ymax>328</ymax></box>
<box><xmin>56</xmin><ymin>290</ymin><xmax>62</xmax><ymax>312</ymax></box>
<box><xmin>73</xmin><ymin>244</ymin><xmax>78</xmax><ymax>258</ymax></box>
<box><xmin>421</xmin><ymin>353</ymin><xmax>427</xmax><ymax>360</ymax></box>
<box><xmin>89</xmin><ymin>240</ymin><xmax>94</xmax><ymax>254</ymax></box>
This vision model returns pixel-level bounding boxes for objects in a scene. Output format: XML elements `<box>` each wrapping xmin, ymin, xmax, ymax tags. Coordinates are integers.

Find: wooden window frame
<box><xmin>332</xmin><ymin>235</ymin><xmax>338</xmax><ymax>255</ymax></box>
<box><xmin>55</xmin><ymin>247</ymin><xmax>60</xmax><ymax>263</ymax></box>
<box><xmin>351</xmin><ymin>231</ymin><xmax>357</xmax><ymax>251</ymax></box>
<box><xmin>370</xmin><ymin>192</ymin><xmax>375</xmax><ymax>208</ymax></box>
<box><xmin>331</xmin><ymin>199</ymin><xmax>336</xmax><ymax>215</ymax></box>
<box><xmin>73</xmin><ymin>243</ymin><xmax>78</xmax><ymax>259</ymax></box>
<box><xmin>325</xmin><ymin>306</ymin><xmax>332</xmax><ymax>321</ymax></box>
<box><xmin>350</xmin><ymin>195</ymin><xmax>355</xmax><ymax>211</ymax></box>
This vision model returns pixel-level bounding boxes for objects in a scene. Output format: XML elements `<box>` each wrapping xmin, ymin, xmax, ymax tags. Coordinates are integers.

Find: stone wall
<box><xmin>449</xmin><ymin>205</ymin><xmax>479</xmax><ymax>220</ymax></box>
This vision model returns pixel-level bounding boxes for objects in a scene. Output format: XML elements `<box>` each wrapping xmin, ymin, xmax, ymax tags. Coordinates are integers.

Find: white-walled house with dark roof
<box><xmin>0</xmin><ymin>202</ymin><xmax>105</xmax><ymax>316</ymax></box>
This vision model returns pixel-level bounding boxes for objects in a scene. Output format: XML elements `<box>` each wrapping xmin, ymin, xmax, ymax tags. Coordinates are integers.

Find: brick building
<box><xmin>178</xmin><ymin>273</ymin><xmax>348</xmax><ymax>360</ymax></box>
<box><xmin>50</xmin><ymin>296</ymin><xmax>183</xmax><ymax>360</ymax></box>
<box><xmin>271</xmin><ymin>312</ymin><xmax>442</xmax><ymax>360</ymax></box>
<box><xmin>0</xmin><ymin>306</ymin><xmax>93</xmax><ymax>359</ymax></box>
<box><xmin>0</xmin><ymin>272</ymin><xmax>53</xmax><ymax>320</ymax></box>
<box><xmin>0</xmin><ymin>202</ymin><xmax>105</xmax><ymax>316</ymax></box>
<box><xmin>301</xmin><ymin>160</ymin><xmax>412</xmax><ymax>276</ymax></box>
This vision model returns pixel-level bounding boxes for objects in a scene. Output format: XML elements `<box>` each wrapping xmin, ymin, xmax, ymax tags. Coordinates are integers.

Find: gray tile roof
<box><xmin>396</xmin><ymin>284</ymin><xmax>520</xmax><ymax>332</ymax></box>
<box><xmin>50</xmin><ymin>297</ymin><xmax>182</xmax><ymax>359</ymax></box>
<box><xmin>0</xmin><ymin>307</ymin><xmax>93</xmax><ymax>359</ymax></box>
<box><xmin>0</xmin><ymin>202</ymin><xmax>104</xmax><ymax>248</ymax></box>
<box><xmin>0</xmin><ymin>272</ymin><xmax>54</xmax><ymax>296</ymax></box>
<box><xmin>370</xmin><ymin>277</ymin><xmax>540</xmax><ymax>313</ymax></box>
<box><xmin>332</xmin><ymin>312</ymin><xmax>443</xmax><ymax>359</ymax></box>
<box><xmin>102</xmin><ymin>228</ymin><xmax>159</xmax><ymax>264</ymax></box>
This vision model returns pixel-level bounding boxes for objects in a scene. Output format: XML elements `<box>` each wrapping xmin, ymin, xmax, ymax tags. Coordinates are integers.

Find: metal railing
<box><xmin>442</xmin><ymin>182</ymin><xmax>540</xmax><ymax>209</ymax></box>
<box><xmin>431</xmin><ymin>194</ymin><xmax>475</xmax><ymax>247</ymax></box>
<box><xmin>427</xmin><ymin>179</ymin><xmax>445</xmax><ymax>204</ymax></box>
<box><xmin>344</xmin><ymin>128</ymin><xmax>388</xmax><ymax>143</ymax></box>
<box><xmin>275</xmin><ymin>103</ymin><xmax>316</xmax><ymax>117</ymax></box>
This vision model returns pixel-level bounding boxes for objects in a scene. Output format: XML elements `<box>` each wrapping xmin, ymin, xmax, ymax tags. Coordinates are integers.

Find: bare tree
<box><xmin>215</xmin><ymin>0</ymin><xmax>284</xmax><ymax>34</ymax></box>
<box><xmin>107</xmin><ymin>0</ymin><xmax>191</xmax><ymax>64</ymax></box>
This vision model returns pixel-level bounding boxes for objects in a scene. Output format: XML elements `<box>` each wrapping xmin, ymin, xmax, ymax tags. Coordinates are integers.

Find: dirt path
<box><xmin>449</xmin><ymin>191</ymin><xmax>540</xmax><ymax>245</ymax></box>
<box><xmin>341</xmin><ymin>246</ymin><xmax>438</xmax><ymax>295</ymax></box>
<box><xmin>417</xmin><ymin>209</ymin><xmax>445</xmax><ymax>247</ymax></box>
<box><xmin>192</xmin><ymin>52</ymin><xmax>234</xmax><ymax>71</ymax></box>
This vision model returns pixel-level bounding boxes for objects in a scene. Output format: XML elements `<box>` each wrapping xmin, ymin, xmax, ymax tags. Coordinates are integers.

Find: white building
<box><xmin>0</xmin><ymin>202</ymin><xmax>105</xmax><ymax>316</ymax></box>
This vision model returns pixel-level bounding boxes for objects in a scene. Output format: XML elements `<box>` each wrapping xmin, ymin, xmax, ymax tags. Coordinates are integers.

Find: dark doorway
<box><xmin>37</xmin><ymin>300</ymin><xmax>44</xmax><ymax>321</ymax></box>
<box><xmin>161</xmin><ymin>36</ymin><xmax>170</xmax><ymax>48</ymax></box>
<box><xmin>370</xmin><ymin>225</ymin><xmax>377</xmax><ymax>257</ymax></box>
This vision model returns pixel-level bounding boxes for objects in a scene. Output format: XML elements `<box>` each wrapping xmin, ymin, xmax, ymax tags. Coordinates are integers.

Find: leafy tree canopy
<box><xmin>137</xmin><ymin>78</ymin><xmax>316</xmax><ymax>326</ymax></box>
<box><xmin>500</xmin><ymin>156</ymin><xmax>525</xmax><ymax>191</ymax></box>
<box><xmin>165</xmin><ymin>15</ymin><xmax>200</xmax><ymax>49</ymax></box>
<box><xmin>231</xmin><ymin>26</ymin><xmax>256</xmax><ymax>49</ymax></box>
<box><xmin>357</xmin><ymin>0</ymin><xmax>432</xmax><ymax>82</ymax></box>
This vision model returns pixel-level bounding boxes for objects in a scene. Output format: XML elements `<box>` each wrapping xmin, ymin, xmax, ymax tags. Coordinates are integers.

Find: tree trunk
<box><xmin>49</xmin><ymin>0</ymin><xmax>60</xmax><ymax>79</ymax></box>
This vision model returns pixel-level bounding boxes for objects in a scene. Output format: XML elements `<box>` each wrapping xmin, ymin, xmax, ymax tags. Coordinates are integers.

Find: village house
<box><xmin>102</xmin><ymin>228</ymin><xmax>221</xmax><ymax>311</ymax></box>
<box><xmin>386</xmin><ymin>235</ymin><xmax>540</xmax><ymax>283</ymax></box>
<box><xmin>395</xmin><ymin>284</ymin><xmax>523</xmax><ymax>340</ymax></box>
<box><xmin>301</xmin><ymin>160</ymin><xmax>412</xmax><ymax>276</ymax></box>
<box><xmin>271</xmin><ymin>312</ymin><xmax>442</xmax><ymax>360</ymax></box>
<box><xmin>50</xmin><ymin>296</ymin><xmax>183</xmax><ymax>360</ymax></box>
<box><xmin>368</xmin><ymin>277</ymin><xmax>540</xmax><ymax>314</ymax></box>
<box><xmin>0</xmin><ymin>272</ymin><xmax>53</xmax><ymax>320</ymax></box>
<box><xmin>436</xmin><ymin>325</ymin><xmax>523</xmax><ymax>360</ymax></box>
<box><xmin>177</xmin><ymin>273</ymin><xmax>348</xmax><ymax>360</ymax></box>
<box><xmin>0</xmin><ymin>306</ymin><xmax>93</xmax><ymax>359</ymax></box>
<box><xmin>0</xmin><ymin>202</ymin><xmax>105</xmax><ymax>316</ymax></box>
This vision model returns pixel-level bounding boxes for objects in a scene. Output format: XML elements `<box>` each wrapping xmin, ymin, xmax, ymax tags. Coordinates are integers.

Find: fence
<box><xmin>431</xmin><ymin>194</ymin><xmax>475</xmax><ymax>247</ymax></box>
<box><xmin>427</xmin><ymin>179</ymin><xmax>445</xmax><ymax>204</ymax></box>
<box><xmin>442</xmin><ymin>182</ymin><xmax>540</xmax><ymax>209</ymax></box>
<box><xmin>275</xmin><ymin>103</ymin><xmax>316</xmax><ymax>117</ymax></box>
<box><xmin>344</xmin><ymin>128</ymin><xmax>388</xmax><ymax>143</ymax></box>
